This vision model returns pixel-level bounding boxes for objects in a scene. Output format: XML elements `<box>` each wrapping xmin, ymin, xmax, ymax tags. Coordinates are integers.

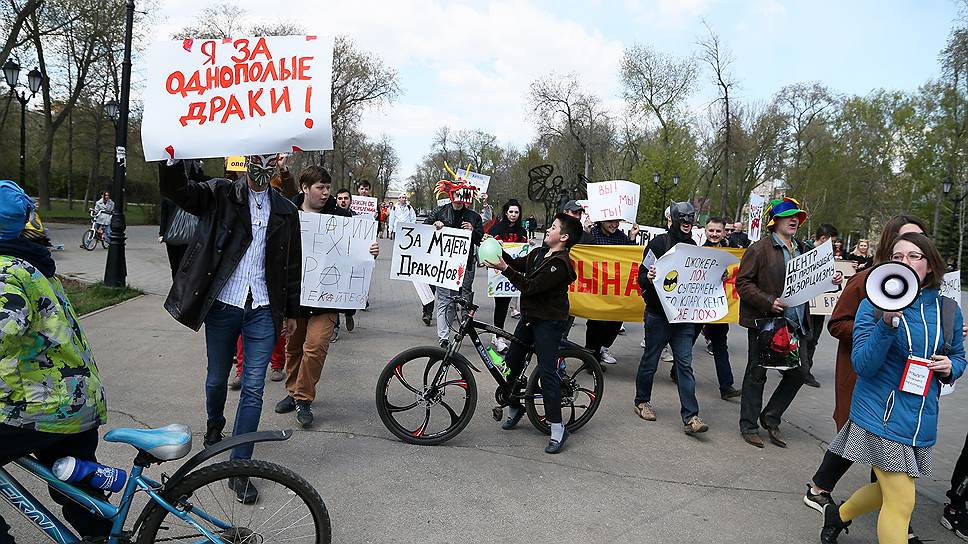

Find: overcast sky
<box><xmin>151</xmin><ymin>0</ymin><xmax>960</xmax><ymax>185</ymax></box>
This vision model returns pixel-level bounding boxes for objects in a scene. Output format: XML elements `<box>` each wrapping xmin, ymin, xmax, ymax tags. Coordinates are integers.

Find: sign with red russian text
<box><xmin>586</xmin><ymin>180</ymin><xmax>640</xmax><ymax>223</ymax></box>
<box><xmin>142</xmin><ymin>35</ymin><xmax>334</xmax><ymax>161</ymax></box>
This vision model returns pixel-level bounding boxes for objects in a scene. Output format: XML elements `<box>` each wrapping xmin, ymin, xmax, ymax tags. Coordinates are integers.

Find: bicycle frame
<box><xmin>443</xmin><ymin>304</ymin><xmax>534</xmax><ymax>395</ymax></box>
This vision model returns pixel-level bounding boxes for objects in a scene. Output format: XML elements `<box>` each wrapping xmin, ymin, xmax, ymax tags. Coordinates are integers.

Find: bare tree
<box><xmin>773</xmin><ymin>82</ymin><xmax>835</xmax><ymax>194</ymax></box>
<box><xmin>529</xmin><ymin>73</ymin><xmax>609</xmax><ymax>179</ymax></box>
<box><xmin>698</xmin><ymin>22</ymin><xmax>737</xmax><ymax>215</ymax></box>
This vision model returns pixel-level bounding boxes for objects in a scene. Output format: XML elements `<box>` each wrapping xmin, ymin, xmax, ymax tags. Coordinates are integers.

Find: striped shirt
<box><xmin>217</xmin><ymin>188</ymin><xmax>271</xmax><ymax>309</ymax></box>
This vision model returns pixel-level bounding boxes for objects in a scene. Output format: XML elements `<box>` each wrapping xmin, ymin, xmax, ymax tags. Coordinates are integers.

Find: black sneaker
<box><xmin>227</xmin><ymin>476</ymin><xmax>259</xmax><ymax>504</ymax></box>
<box><xmin>502</xmin><ymin>406</ymin><xmax>524</xmax><ymax>430</ymax></box>
<box><xmin>203</xmin><ymin>419</ymin><xmax>224</xmax><ymax>448</ymax></box>
<box><xmin>439</xmin><ymin>339</ymin><xmax>450</xmax><ymax>349</ymax></box>
<box><xmin>296</xmin><ymin>401</ymin><xmax>313</xmax><ymax>428</ymax></box>
<box><xmin>422</xmin><ymin>314</ymin><xmax>432</xmax><ymax>326</ymax></box>
<box><xmin>804</xmin><ymin>373</ymin><xmax>821</xmax><ymax>388</ymax></box>
<box><xmin>274</xmin><ymin>395</ymin><xmax>296</xmax><ymax>414</ymax></box>
<box><xmin>720</xmin><ymin>387</ymin><xmax>742</xmax><ymax>400</ymax></box>
<box><xmin>804</xmin><ymin>483</ymin><xmax>834</xmax><ymax>514</ymax></box>
<box><xmin>942</xmin><ymin>503</ymin><xmax>968</xmax><ymax>541</ymax></box>
<box><xmin>820</xmin><ymin>503</ymin><xmax>850</xmax><ymax>544</ymax></box>
<box><xmin>345</xmin><ymin>314</ymin><xmax>355</xmax><ymax>332</ymax></box>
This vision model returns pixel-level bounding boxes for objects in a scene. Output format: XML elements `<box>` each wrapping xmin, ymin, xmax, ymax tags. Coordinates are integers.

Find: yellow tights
<box><xmin>839</xmin><ymin>467</ymin><xmax>916</xmax><ymax>544</ymax></box>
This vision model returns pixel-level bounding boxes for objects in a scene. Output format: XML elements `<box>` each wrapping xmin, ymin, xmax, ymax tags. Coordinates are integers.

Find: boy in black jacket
<box><xmin>484</xmin><ymin>213</ymin><xmax>583</xmax><ymax>454</ymax></box>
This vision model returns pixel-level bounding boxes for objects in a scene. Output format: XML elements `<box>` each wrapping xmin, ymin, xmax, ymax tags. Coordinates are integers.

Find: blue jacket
<box><xmin>850</xmin><ymin>288</ymin><xmax>966</xmax><ymax>447</ymax></box>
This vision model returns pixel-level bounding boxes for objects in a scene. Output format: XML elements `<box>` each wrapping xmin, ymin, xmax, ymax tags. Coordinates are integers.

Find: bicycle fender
<box><xmin>162</xmin><ymin>430</ymin><xmax>291</xmax><ymax>491</ymax></box>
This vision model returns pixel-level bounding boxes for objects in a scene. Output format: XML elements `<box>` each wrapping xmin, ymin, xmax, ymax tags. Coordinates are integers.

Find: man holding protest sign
<box><xmin>695</xmin><ymin>217</ymin><xmax>742</xmax><ymax>400</ymax></box>
<box><xmin>424</xmin><ymin>174</ymin><xmax>484</xmax><ymax>347</ymax></box>
<box><xmin>274</xmin><ymin>167</ymin><xmax>379</xmax><ymax>428</ymax></box>
<box><xmin>633</xmin><ymin>202</ymin><xmax>711</xmax><ymax>435</ymax></box>
<box><xmin>159</xmin><ymin>154</ymin><xmax>301</xmax><ymax>502</ymax></box>
<box><xmin>735</xmin><ymin>197</ymin><xmax>841</xmax><ymax>449</ymax></box>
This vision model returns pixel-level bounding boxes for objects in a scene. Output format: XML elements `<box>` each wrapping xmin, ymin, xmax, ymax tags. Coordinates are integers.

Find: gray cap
<box><xmin>563</xmin><ymin>200</ymin><xmax>584</xmax><ymax>212</ymax></box>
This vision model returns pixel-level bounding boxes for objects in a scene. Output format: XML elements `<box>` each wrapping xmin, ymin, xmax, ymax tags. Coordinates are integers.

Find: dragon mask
<box><xmin>435</xmin><ymin>162</ymin><xmax>480</xmax><ymax>206</ymax></box>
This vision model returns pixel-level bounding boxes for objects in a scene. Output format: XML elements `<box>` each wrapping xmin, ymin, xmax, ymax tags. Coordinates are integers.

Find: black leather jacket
<box><xmin>159</xmin><ymin>161</ymin><xmax>301</xmax><ymax>332</ymax></box>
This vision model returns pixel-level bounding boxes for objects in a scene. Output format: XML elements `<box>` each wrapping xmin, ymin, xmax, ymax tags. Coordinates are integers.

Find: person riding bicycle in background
<box><xmin>92</xmin><ymin>190</ymin><xmax>114</xmax><ymax>239</ymax></box>
<box><xmin>483</xmin><ymin>212</ymin><xmax>583</xmax><ymax>454</ymax></box>
<box><xmin>0</xmin><ymin>180</ymin><xmax>111</xmax><ymax>543</ymax></box>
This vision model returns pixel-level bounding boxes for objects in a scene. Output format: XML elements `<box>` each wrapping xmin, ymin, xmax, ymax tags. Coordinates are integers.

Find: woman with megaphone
<box><xmin>820</xmin><ymin>232</ymin><xmax>966</xmax><ymax>544</ymax></box>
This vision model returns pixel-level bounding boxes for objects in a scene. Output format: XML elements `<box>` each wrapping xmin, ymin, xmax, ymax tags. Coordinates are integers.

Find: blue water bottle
<box><xmin>52</xmin><ymin>456</ymin><xmax>127</xmax><ymax>493</ymax></box>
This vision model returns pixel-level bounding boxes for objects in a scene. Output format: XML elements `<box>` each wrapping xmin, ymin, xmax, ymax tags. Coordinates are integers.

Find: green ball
<box><xmin>479</xmin><ymin>237</ymin><xmax>503</xmax><ymax>264</ymax></box>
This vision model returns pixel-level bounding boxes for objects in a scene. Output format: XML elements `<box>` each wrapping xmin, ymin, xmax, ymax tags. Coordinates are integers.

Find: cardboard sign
<box><xmin>941</xmin><ymin>270</ymin><xmax>962</xmax><ymax>302</ymax></box>
<box><xmin>225</xmin><ymin>156</ymin><xmax>247</xmax><ymax>171</ymax></box>
<box><xmin>586</xmin><ymin>180</ymin><xmax>640</xmax><ymax>223</ymax></box>
<box><xmin>456</xmin><ymin>168</ymin><xmax>491</xmax><ymax>193</ymax></box>
<box><xmin>390</xmin><ymin>222</ymin><xmax>472</xmax><ymax>290</ymax></box>
<box><xmin>778</xmin><ymin>239</ymin><xmax>837</xmax><ymax>307</ymax></box>
<box><xmin>809</xmin><ymin>260</ymin><xmax>856</xmax><ymax>316</ymax></box>
<box><xmin>350</xmin><ymin>195</ymin><xmax>378</xmax><ymax>216</ymax></box>
<box><xmin>142</xmin><ymin>35</ymin><xmax>334</xmax><ymax>161</ymax></box>
<box><xmin>487</xmin><ymin>243</ymin><xmax>530</xmax><ymax>297</ymax></box>
<box><xmin>748</xmin><ymin>193</ymin><xmax>766</xmax><ymax>242</ymax></box>
<box><xmin>299</xmin><ymin>212</ymin><xmax>376</xmax><ymax>309</ymax></box>
<box><xmin>650</xmin><ymin>243</ymin><xmax>740</xmax><ymax>323</ymax></box>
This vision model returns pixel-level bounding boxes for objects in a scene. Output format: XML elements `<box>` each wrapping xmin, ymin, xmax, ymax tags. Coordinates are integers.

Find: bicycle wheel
<box><xmin>375</xmin><ymin>346</ymin><xmax>477</xmax><ymax>446</ymax></box>
<box><xmin>137</xmin><ymin>459</ymin><xmax>330</xmax><ymax>544</ymax></box>
<box><xmin>81</xmin><ymin>230</ymin><xmax>97</xmax><ymax>250</ymax></box>
<box><xmin>524</xmin><ymin>348</ymin><xmax>604</xmax><ymax>435</ymax></box>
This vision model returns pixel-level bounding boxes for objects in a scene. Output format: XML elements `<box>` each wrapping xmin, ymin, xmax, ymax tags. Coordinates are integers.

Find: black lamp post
<box><xmin>653</xmin><ymin>171</ymin><xmax>680</xmax><ymax>222</ymax></box>
<box><xmin>103</xmin><ymin>0</ymin><xmax>135</xmax><ymax>288</ymax></box>
<box><xmin>3</xmin><ymin>59</ymin><xmax>43</xmax><ymax>189</ymax></box>
<box><xmin>942</xmin><ymin>176</ymin><xmax>968</xmax><ymax>265</ymax></box>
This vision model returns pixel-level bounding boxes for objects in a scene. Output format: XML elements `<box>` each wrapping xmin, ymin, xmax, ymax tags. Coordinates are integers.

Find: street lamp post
<box><xmin>653</xmin><ymin>172</ymin><xmax>680</xmax><ymax>222</ymax></box>
<box><xmin>3</xmin><ymin>59</ymin><xmax>43</xmax><ymax>188</ymax></box>
<box><xmin>942</xmin><ymin>177</ymin><xmax>968</xmax><ymax>267</ymax></box>
<box><xmin>103</xmin><ymin>0</ymin><xmax>135</xmax><ymax>288</ymax></box>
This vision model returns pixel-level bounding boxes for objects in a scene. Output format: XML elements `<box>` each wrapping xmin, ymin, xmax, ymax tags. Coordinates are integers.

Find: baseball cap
<box><xmin>563</xmin><ymin>200</ymin><xmax>584</xmax><ymax>213</ymax></box>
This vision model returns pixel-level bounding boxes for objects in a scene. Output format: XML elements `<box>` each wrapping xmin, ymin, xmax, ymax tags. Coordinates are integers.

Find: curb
<box><xmin>79</xmin><ymin>293</ymin><xmax>147</xmax><ymax>319</ymax></box>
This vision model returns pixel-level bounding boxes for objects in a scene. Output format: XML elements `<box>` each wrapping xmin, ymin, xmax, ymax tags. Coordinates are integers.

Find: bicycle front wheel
<box><xmin>524</xmin><ymin>348</ymin><xmax>604</xmax><ymax>435</ymax></box>
<box><xmin>136</xmin><ymin>459</ymin><xmax>331</xmax><ymax>544</ymax></box>
<box><xmin>81</xmin><ymin>229</ymin><xmax>96</xmax><ymax>250</ymax></box>
<box><xmin>375</xmin><ymin>346</ymin><xmax>477</xmax><ymax>445</ymax></box>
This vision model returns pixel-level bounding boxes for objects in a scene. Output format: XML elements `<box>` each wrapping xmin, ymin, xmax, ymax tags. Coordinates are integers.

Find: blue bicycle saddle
<box><xmin>105</xmin><ymin>424</ymin><xmax>193</xmax><ymax>461</ymax></box>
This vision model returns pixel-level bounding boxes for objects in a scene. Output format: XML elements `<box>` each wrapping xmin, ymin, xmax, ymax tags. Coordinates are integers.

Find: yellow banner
<box><xmin>567</xmin><ymin>244</ymin><xmax>746</xmax><ymax>323</ymax></box>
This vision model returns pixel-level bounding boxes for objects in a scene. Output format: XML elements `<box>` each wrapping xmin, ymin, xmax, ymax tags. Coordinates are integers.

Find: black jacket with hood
<box><xmin>501</xmin><ymin>246</ymin><xmax>577</xmax><ymax>321</ymax></box>
<box><xmin>639</xmin><ymin>223</ymin><xmax>696</xmax><ymax>317</ymax></box>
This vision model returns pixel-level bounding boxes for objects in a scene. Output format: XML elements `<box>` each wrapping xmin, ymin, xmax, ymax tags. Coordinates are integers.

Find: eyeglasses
<box><xmin>891</xmin><ymin>252</ymin><xmax>925</xmax><ymax>263</ymax></box>
<box><xmin>724</xmin><ymin>228</ymin><xmax>734</xmax><ymax>233</ymax></box>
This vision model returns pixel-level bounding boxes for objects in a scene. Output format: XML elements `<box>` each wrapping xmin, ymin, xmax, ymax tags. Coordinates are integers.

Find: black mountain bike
<box><xmin>375</xmin><ymin>297</ymin><xmax>604</xmax><ymax>445</ymax></box>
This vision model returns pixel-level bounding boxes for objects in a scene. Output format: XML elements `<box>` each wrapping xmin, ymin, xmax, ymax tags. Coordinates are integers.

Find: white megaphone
<box><xmin>865</xmin><ymin>261</ymin><xmax>920</xmax><ymax>327</ymax></box>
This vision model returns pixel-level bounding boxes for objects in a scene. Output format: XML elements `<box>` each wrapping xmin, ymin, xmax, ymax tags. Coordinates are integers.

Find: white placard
<box><xmin>777</xmin><ymin>239</ymin><xmax>837</xmax><ymax>307</ymax></box>
<box><xmin>298</xmin><ymin>212</ymin><xmax>376</xmax><ymax>309</ymax></box>
<box><xmin>142</xmin><ymin>35</ymin><xmax>334</xmax><ymax>161</ymax></box>
<box><xmin>390</xmin><ymin>222</ymin><xmax>472</xmax><ymax>290</ymax></box>
<box><xmin>809</xmin><ymin>260</ymin><xmax>857</xmax><ymax>316</ymax></box>
<box><xmin>350</xmin><ymin>195</ymin><xmax>378</xmax><ymax>216</ymax></box>
<box><xmin>455</xmin><ymin>168</ymin><xmax>491</xmax><ymax>193</ymax></box>
<box><xmin>940</xmin><ymin>270</ymin><xmax>962</xmax><ymax>397</ymax></box>
<box><xmin>691</xmin><ymin>227</ymin><xmax>707</xmax><ymax>247</ymax></box>
<box><xmin>748</xmin><ymin>193</ymin><xmax>766</xmax><ymax>242</ymax></box>
<box><xmin>413</xmin><ymin>282</ymin><xmax>435</xmax><ymax>305</ymax></box>
<box><xmin>651</xmin><ymin>243</ymin><xmax>740</xmax><ymax>323</ymax></box>
<box><xmin>586</xmin><ymin>180</ymin><xmax>641</xmax><ymax>223</ymax></box>
<box><xmin>436</xmin><ymin>198</ymin><xmax>451</xmax><ymax>207</ymax></box>
<box><xmin>639</xmin><ymin>226</ymin><xmax>667</xmax><ymax>246</ymax></box>
<box><xmin>487</xmin><ymin>243</ymin><xmax>530</xmax><ymax>297</ymax></box>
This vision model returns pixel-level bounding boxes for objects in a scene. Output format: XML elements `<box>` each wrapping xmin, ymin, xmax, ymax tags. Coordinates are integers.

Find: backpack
<box><xmin>872</xmin><ymin>296</ymin><xmax>960</xmax><ymax>355</ymax></box>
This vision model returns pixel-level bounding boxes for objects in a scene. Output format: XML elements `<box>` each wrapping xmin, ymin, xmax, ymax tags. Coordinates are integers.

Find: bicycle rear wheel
<box><xmin>375</xmin><ymin>346</ymin><xmax>477</xmax><ymax>445</ymax></box>
<box><xmin>136</xmin><ymin>459</ymin><xmax>330</xmax><ymax>544</ymax></box>
<box><xmin>524</xmin><ymin>348</ymin><xmax>604</xmax><ymax>435</ymax></box>
<box><xmin>81</xmin><ymin>229</ymin><xmax>97</xmax><ymax>250</ymax></box>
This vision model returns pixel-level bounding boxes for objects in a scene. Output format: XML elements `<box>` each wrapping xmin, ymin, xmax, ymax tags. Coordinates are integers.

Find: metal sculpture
<box><xmin>527</xmin><ymin>164</ymin><xmax>587</xmax><ymax>227</ymax></box>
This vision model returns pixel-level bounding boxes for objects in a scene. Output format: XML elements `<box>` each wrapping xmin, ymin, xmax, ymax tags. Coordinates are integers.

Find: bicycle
<box><xmin>375</xmin><ymin>297</ymin><xmax>604</xmax><ymax>445</ymax></box>
<box><xmin>80</xmin><ymin>209</ymin><xmax>109</xmax><ymax>251</ymax></box>
<box><xmin>0</xmin><ymin>425</ymin><xmax>331</xmax><ymax>543</ymax></box>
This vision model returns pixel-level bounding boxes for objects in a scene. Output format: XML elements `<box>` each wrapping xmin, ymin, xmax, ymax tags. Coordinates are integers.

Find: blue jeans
<box><xmin>635</xmin><ymin>311</ymin><xmax>700</xmax><ymax>423</ymax></box>
<box><xmin>203</xmin><ymin>300</ymin><xmax>276</xmax><ymax>460</ymax></box>
<box><xmin>694</xmin><ymin>324</ymin><xmax>734</xmax><ymax>392</ymax></box>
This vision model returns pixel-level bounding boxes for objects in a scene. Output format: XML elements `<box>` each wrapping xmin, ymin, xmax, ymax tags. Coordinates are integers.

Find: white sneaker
<box><xmin>600</xmin><ymin>347</ymin><xmax>618</xmax><ymax>365</ymax></box>
<box><xmin>661</xmin><ymin>347</ymin><xmax>674</xmax><ymax>363</ymax></box>
<box><xmin>492</xmin><ymin>336</ymin><xmax>509</xmax><ymax>353</ymax></box>
<box><xmin>640</xmin><ymin>339</ymin><xmax>647</xmax><ymax>348</ymax></box>
<box><xmin>618</xmin><ymin>325</ymin><xmax>627</xmax><ymax>335</ymax></box>
<box><xmin>511</xmin><ymin>309</ymin><xmax>521</xmax><ymax>319</ymax></box>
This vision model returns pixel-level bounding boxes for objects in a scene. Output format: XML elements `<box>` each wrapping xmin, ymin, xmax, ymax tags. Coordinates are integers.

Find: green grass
<box><xmin>60</xmin><ymin>277</ymin><xmax>143</xmax><ymax>316</ymax></box>
<box><xmin>41</xmin><ymin>199</ymin><xmax>153</xmax><ymax>225</ymax></box>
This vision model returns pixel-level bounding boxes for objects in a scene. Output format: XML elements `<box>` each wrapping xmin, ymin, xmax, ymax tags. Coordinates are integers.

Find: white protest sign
<box><xmin>413</xmin><ymin>282</ymin><xmax>435</xmax><ymax>306</ymax></box>
<box><xmin>941</xmin><ymin>270</ymin><xmax>962</xmax><ymax>303</ymax></box>
<box><xmin>142</xmin><ymin>35</ymin><xmax>334</xmax><ymax>161</ymax></box>
<box><xmin>299</xmin><ymin>212</ymin><xmax>376</xmax><ymax>309</ymax></box>
<box><xmin>748</xmin><ymin>193</ymin><xmax>766</xmax><ymax>242</ymax></box>
<box><xmin>456</xmin><ymin>168</ymin><xmax>491</xmax><ymax>193</ymax></box>
<box><xmin>350</xmin><ymin>195</ymin><xmax>378</xmax><ymax>216</ymax></box>
<box><xmin>809</xmin><ymin>260</ymin><xmax>857</xmax><ymax>316</ymax></box>
<box><xmin>691</xmin><ymin>227</ymin><xmax>707</xmax><ymax>247</ymax></box>
<box><xmin>586</xmin><ymin>180</ymin><xmax>640</xmax><ymax>223</ymax></box>
<box><xmin>777</xmin><ymin>239</ymin><xmax>837</xmax><ymax>307</ymax></box>
<box><xmin>651</xmin><ymin>243</ymin><xmax>740</xmax><ymax>323</ymax></box>
<box><xmin>487</xmin><ymin>243</ymin><xmax>530</xmax><ymax>297</ymax></box>
<box><xmin>436</xmin><ymin>198</ymin><xmax>451</xmax><ymax>207</ymax></box>
<box><xmin>639</xmin><ymin>226</ymin><xmax>667</xmax><ymax>247</ymax></box>
<box><xmin>390</xmin><ymin>222</ymin><xmax>472</xmax><ymax>290</ymax></box>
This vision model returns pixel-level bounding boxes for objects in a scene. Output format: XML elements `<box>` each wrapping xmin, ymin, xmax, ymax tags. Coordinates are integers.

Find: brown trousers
<box><xmin>285</xmin><ymin>313</ymin><xmax>337</xmax><ymax>402</ymax></box>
